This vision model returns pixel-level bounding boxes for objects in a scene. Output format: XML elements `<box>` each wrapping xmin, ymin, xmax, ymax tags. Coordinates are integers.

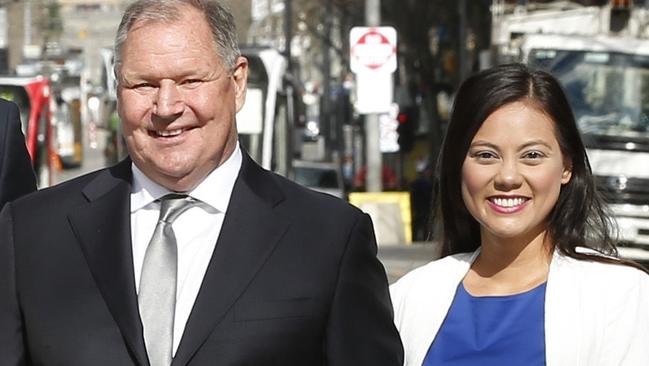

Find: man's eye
<box><xmin>181</xmin><ymin>79</ymin><xmax>203</xmax><ymax>88</ymax></box>
<box><xmin>133</xmin><ymin>83</ymin><xmax>155</xmax><ymax>90</ymax></box>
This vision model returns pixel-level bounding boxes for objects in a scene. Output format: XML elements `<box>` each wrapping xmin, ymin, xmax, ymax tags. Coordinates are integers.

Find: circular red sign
<box><xmin>351</xmin><ymin>30</ymin><xmax>396</xmax><ymax>70</ymax></box>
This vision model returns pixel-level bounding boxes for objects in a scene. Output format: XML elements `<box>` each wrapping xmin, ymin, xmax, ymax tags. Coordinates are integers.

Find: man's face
<box><xmin>117</xmin><ymin>6</ymin><xmax>247</xmax><ymax>192</ymax></box>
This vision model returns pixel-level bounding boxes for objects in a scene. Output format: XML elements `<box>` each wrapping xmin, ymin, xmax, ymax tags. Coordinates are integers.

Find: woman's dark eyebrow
<box><xmin>518</xmin><ymin>139</ymin><xmax>553</xmax><ymax>150</ymax></box>
<box><xmin>469</xmin><ymin>139</ymin><xmax>552</xmax><ymax>150</ymax></box>
<box><xmin>468</xmin><ymin>140</ymin><xmax>498</xmax><ymax>150</ymax></box>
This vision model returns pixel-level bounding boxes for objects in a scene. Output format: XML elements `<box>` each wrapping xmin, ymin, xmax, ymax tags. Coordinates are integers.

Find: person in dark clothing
<box><xmin>410</xmin><ymin>162</ymin><xmax>433</xmax><ymax>241</ymax></box>
<box><xmin>0</xmin><ymin>98</ymin><xmax>36</xmax><ymax>208</ymax></box>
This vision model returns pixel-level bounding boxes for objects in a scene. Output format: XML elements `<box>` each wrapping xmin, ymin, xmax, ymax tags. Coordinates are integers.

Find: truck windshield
<box><xmin>529</xmin><ymin>50</ymin><xmax>649</xmax><ymax>141</ymax></box>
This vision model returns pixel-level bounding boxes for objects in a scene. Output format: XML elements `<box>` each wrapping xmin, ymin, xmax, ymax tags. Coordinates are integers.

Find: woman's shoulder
<box><xmin>390</xmin><ymin>251</ymin><xmax>476</xmax><ymax>298</ymax></box>
<box><xmin>397</xmin><ymin>251</ymin><xmax>475</xmax><ymax>280</ymax></box>
<box><xmin>553</xmin><ymin>250</ymin><xmax>649</xmax><ymax>292</ymax></box>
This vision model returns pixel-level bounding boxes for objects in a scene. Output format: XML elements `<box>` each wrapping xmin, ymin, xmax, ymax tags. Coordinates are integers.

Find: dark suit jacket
<box><xmin>0</xmin><ymin>99</ymin><xmax>36</xmax><ymax>207</ymax></box>
<box><xmin>0</xmin><ymin>153</ymin><xmax>403</xmax><ymax>365</ymax></box>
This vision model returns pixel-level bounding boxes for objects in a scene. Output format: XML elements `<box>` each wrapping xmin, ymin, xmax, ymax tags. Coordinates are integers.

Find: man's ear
<box><xmin>232</xmin><ymin>56</ymin><xmax>248</xmax><ymax>113</ymax></box>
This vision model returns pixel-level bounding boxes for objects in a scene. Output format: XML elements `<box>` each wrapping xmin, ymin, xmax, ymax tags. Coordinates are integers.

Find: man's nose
<box><xmin>153</xmin><ymin>81</ymin><xmax>184</xmax><ymax>118</ymax></box>
<box><xmin>494</xmin><ymin>160</ymin><xmax>523</xmax><ymax>190</ymax></box>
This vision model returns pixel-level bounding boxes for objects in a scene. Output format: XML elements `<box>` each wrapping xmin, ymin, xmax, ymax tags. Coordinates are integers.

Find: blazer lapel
<box><xmin>545</xmin><ymin>252</ymin><xmax>582</xmax><ymax>366</ymax></box>
<box><xmin>68</xmin><ymin>160</ymin><xmax>149</xmax><ymax>366</ymax></box>
<box><xmin>404</xmin><ymin>251</ymin><xmax>477</xmax><ymax>366</ymax></box>
<box><xmin>172</xmin><ymin>154</ymin><xmax>289</xmax><ymax>366</ymax></box>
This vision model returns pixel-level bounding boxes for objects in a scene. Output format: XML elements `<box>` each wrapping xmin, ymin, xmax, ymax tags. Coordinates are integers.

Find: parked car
<box><xmin>290</xmin><ymin>160</ymin><xmax>345</xmax><ymax>199</ymax></box>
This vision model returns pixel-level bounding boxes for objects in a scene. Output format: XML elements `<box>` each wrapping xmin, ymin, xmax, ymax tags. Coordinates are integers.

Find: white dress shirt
<box><xmin>130</xmin><ymin>145</ymin><xmax>242</xmax><ymax>355</ymax></box>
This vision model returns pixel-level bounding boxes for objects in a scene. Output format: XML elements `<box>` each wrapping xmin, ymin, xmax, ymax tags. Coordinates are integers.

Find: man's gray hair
<box><xmin>114</xmin><ymin>0</ymin><xmax>240</xmax><ymax>78</ymax></box>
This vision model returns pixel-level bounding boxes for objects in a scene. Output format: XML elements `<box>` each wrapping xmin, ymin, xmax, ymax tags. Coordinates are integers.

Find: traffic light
<box><xmin>610</xmin><ymin>0</ymin><xmax>632</xmax><ymax>32</ymax></box>
<box><xmin>611</xmin><ymin>0</ymin><xmax>632</xmax><ymax>9</ymax></box>
<box><xmin>397</xmin><ymin>107</ymin><xmax>417</xmax><ymax>153</ymax></box>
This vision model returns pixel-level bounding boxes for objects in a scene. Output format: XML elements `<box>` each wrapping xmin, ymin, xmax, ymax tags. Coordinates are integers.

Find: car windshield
<box><xmin>529</xmin><ymin>50</ymin><xmax>649</xmax><ymax>140</ymax></box>
<box><xmin>293</xmin><ymin>166</ymin><xmax>340</xmax><ymax>189</ymax></box>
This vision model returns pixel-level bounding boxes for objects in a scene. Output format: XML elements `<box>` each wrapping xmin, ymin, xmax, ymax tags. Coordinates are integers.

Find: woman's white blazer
<box><xmin>390</xmin><ymin>250</ymin><xmax>649</xmax><ymax>366</ymax></box>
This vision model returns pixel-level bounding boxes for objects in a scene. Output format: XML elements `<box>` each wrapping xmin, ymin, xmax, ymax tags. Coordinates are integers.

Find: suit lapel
<box><xmin>172</xmin><ymin>154</ymin><xmax>289</xmax><ymax>365</ymax></box>
<box><xmin>68</xmin><ymin>160</ymin><xmax>149</xmax><ymax>366</ymax></box>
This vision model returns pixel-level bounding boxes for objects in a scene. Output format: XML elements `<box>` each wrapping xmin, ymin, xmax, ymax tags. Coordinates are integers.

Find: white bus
<box><xmin>237</xmin><ymin>47</ymin><xmax>302</xmax><ymax>177</ymax></box>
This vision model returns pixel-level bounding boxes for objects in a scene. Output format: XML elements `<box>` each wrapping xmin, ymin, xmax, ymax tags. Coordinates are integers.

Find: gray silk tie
<box><xmin>139</xmin><ymin>194</ymin><xmax>198</xmax><ymax>366</ymax></box>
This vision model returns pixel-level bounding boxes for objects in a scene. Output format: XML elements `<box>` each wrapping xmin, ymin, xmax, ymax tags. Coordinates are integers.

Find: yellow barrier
<box><xmin>349</xmin><ymin>191</ymin><xmax>412</xmax><ymax>245</ymax></box>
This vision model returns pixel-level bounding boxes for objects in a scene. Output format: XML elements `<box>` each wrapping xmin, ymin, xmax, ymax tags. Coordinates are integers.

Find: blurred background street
<box><xmin>2</xmin><ymin>0</ymin><xmax>649</xmax><ymax>269</ymax></box>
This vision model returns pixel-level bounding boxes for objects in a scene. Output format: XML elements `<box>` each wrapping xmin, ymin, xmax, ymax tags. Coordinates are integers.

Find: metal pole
<box><xmin>322</xmin><ymin>0</ymin><xmax>333</xmax><ymax>160</ymax></box>
<box><xmin>24</xmin><ymin>0</ymin><xmax>32</xmax><ymax>48</ymax></box>
<box><xmin>365</xmin><ymin>0</ymin><xmax>382</xmax><ymax>192</ymax></box>
<box><xmin>284</xmin><ymin>0</ymin><xmax>294</xmax><ymax>176</ymax></box>
<box><xmin>458</xmin><ymin>0</ymin><xmax>468</xmax><ymax>84</ymax></box>
<box><xmin>366</xmin><ymin>0</ymin><xmax>380</xmax><ymax>27</ymax></box>
<box><xmin>284</xmin><ymin>0</ymin><xmax>292</xmax><ymax>71</ymax></box>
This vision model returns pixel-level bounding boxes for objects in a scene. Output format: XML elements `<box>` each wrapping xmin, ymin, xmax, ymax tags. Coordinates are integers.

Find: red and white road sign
<box><xmin>350</xmin><ymin>27</ymin><xmax>397</xmax><ymax>74</ymax></box>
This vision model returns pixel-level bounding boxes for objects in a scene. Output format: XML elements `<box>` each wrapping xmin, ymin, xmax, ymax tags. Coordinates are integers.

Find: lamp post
<box><xmin>284</xmin><ymin>0</ymin><xmax>292</xmax><ymax>72</ymax></box>
<box><xmin>364</xmin><ymin>0</ymin><xmax>382</xmax><ymax>192</ymax></box>
<box><xmin>284</xmin><ymin>0</ymin><xmax>295</xmax><ymax>174</ymax></box>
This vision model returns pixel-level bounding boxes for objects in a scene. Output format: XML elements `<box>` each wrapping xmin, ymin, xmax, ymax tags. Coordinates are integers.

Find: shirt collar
<box><xmin>130</xmin><ymin>143</ymin><xmax>242</xmax><ymax>213</ymax></box>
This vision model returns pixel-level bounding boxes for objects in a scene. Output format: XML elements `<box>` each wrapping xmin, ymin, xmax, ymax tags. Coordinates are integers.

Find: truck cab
<box><xmin>493</xmin><ymin>1</ymin><xmax>649</xmax><ymax>265</ymax></box>
<box><xmin>523</xmin><ymin>34</ymin><xmax>649</xmax><ymax>264</ymax></box>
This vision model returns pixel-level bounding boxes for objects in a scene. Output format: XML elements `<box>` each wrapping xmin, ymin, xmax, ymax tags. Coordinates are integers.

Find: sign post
<box><xmin>351</xmin><ymin>25</ymin><xmax>397</xmax><ymax>192</ymax></box>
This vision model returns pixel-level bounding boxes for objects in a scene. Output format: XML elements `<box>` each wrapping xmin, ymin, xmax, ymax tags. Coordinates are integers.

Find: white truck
<box><xmin>492</xmin><ymin>0</ymin><xmax>649</xmax><ymax>265</ymax></box>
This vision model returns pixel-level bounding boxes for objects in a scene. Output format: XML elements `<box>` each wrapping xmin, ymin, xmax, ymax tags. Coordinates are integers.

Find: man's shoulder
<box><xmin>268</xmin><ymin>170</ymin><xmax>360</xmax><ymax>217</ymax></box>
<box><xmin>233</xmin><ymin>154</ymin><xmax>364</xmax><ymax>228</ymax></box>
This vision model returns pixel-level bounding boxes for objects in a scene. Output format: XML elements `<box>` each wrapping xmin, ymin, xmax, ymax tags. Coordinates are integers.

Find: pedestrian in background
<box><xmin>0</xmin><ymin>98</ymin><xmax>36</xmax><ymax>208</ymax></box>
<box><xmin>391</xmin><ymin>63</ymin><xmax>649</xmax><ymax>365</ymax></box>
<box><xmin>0</xmin><ymin>1</ymin><xmax>403</xmax><ymax>365</ymax></box>
<box><xmin>409</xmin><ymin>161</ymin><xmax>433</xmax><ymax>242</ymax></box>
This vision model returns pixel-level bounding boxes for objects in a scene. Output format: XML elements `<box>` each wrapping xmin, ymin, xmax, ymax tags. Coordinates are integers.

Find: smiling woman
<box><xmin>460</xmin><ymin>101</ymin><xmax>571</xmax><ymax>250</ymax></box>
<box><xmin>390</xmin><ymin>63</ymin><xmax>649</xmax><ymax>366</ymax></box>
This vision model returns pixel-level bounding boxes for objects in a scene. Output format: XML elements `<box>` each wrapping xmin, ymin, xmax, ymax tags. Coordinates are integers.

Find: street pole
<box><xmin>24</xmin><ymin>0</ymin><xmax>32</xmax><ymax>50</ymax></box>
<box><xmin>365</xmin><ymin>0</ymin><xmax>382</xmax><ymax>192</ymax></box>
<box><xmin>284</xmin><ymin>0</ymin><xmax>295</xmax><ymax>176</ymax></box>
<box><xmin>366</xmin><ymin>0</ymin><xmax>380</xmax><ymax>27</ymax></box>
<box><xmin>458</xmin><ymin>0</ymin><xmax>468</xmax><ymax>84</ymax></box>
<box><xmin>322</xmin><ymin>0</ymin><xmax>333</xmax><ymax>160</ymax></box>
<box><xmin>284</xmin><ymin>0</ymin><xmax>292</xmax><ymax>72</ymax></box>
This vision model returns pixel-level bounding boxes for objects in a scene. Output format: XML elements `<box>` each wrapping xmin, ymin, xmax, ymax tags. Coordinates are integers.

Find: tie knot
<box><xmin>158</xmin><ymin>194</ymin><xmax>198</xmax><ymax>224</ymax></box>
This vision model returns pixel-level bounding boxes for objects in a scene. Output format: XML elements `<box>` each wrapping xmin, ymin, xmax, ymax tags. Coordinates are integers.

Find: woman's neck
<box><xmin>463</xmin><ymin>230</ymin><xmax>553</xmax><ymax>296</ymax></box>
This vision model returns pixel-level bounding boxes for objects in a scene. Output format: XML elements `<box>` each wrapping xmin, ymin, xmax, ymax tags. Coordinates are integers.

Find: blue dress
<box><xmin>423</xmin><ymin>281</ymin><xmax>547</xmax><ymax>365</ymax></box>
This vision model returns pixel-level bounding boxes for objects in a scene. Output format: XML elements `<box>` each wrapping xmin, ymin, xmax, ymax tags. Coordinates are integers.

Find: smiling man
<box><xmin>0</xmin><ymin>1</ymin><xmax>403</xmax><ymax>365</ymax></box>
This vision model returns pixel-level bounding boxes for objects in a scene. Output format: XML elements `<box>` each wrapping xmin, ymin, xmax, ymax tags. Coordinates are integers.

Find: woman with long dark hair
<box><xmin>391</xmin><ymin>63</ymin><xmax>649</xmax><ymax>365</ymax></box>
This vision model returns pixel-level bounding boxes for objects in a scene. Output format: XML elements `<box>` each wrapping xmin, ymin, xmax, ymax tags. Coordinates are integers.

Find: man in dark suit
<box><xmin>0</xmin><ymin>98</ymin><xmax>36</xmax><ymax>208</ymax></box>
<box><xmin>0</xmin><ymin>1</ymin><xmax>403</xmax><ymax>365</ymax></box>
